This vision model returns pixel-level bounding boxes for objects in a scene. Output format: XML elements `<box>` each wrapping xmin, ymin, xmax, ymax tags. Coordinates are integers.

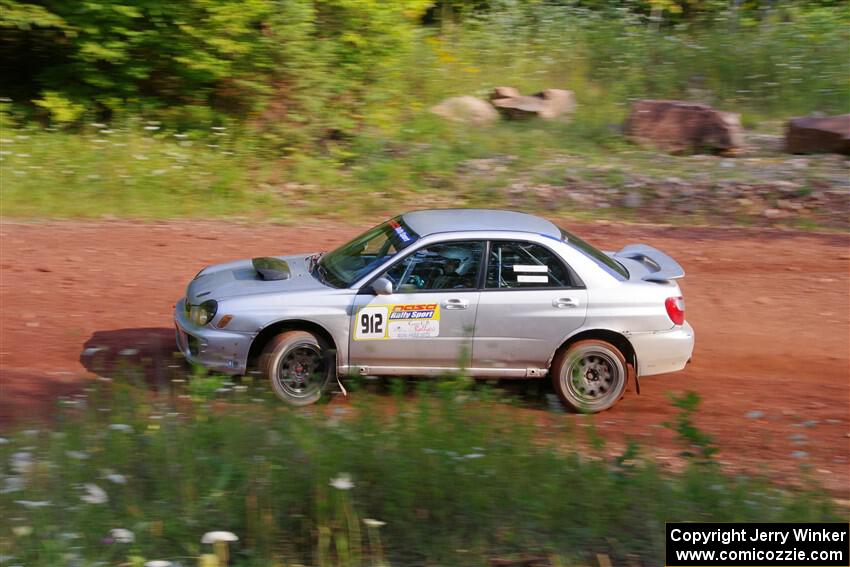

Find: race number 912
<box><xmin>355</xmin><ymin>306</ymin><xmax>388</xmax><ymax>340</ymax></box>
<box><xmin>361</xmin><ymin>312</ymin><xmax>383</xmax><ymax>334</ymax></box>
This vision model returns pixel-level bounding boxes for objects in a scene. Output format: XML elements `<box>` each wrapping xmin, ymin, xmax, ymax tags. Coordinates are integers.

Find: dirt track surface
<box><xmin>1</xmin><ymin>219</ymin><xmax>848</xmax><ymax>495</ymax></box>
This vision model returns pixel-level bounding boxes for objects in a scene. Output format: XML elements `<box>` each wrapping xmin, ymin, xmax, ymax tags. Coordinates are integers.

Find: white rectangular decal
<box><xmin>512</xmin><ymin>264</ymin><xmax>548</xmax><ymax>273</ymax></box>
<box><xmin>517</xmin><ymin>275</ymin><xmax>549</xmax><ymax>283</ymax></box>
<box><xmin>387</xmin><ymin>319</ymin><xmax>440</xmax><ymax>339</ymax></box>
<box><xmin>354</xmin><ymin>306</ymin><xmax>389</xmax><ymax>340</ymax></box>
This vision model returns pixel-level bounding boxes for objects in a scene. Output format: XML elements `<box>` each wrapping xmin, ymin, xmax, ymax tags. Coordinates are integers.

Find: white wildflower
<box><xmin>362</xmin><ymin>518</ymin><xmax>386</xmax><ymax>528</ymax></box>
<box><xmin>81</xmin><ymin>483</ymin><xmax>108</xmax><ymax>504</ymax></box>
<box><xmin>0</xmin><ymin>437</ymin><xmax>8</xmax><ymax>444</ymax></box>
<box><xmin>465</xmin><ymin>453</ymin><xmax>485</xmax><ymax>460</ymax></box>
<box><xmin>15</xmin><ymin>499</ymin><xmax>51</xmax><ymax>508</ymax></box>
<box><xmin>145</xmin><ymin>561</ymin><xmax>174</xmax><ymax>567</ymax></box>
<box><xmin>10</xmin><ymin>452</ymin><xmax>33</xmax><ymax>474</ymax></box>
<box><xmin>110</xmin><ymin>528</ymin><xmax>135</xmax><ymax>543</ymax></box>
<box><xmin>105</xmin><ymin>473</ymin><xmax>127</xmax><ymax>484</ymax></box>
<box><xmin>329</xmin><ymin>473</ymin><xmax>354</xmax><ymax>491</ymax></box>
<box><xmin>108</xmin><ymin>423</ymin><xmax>133</xmax><ymax>432</ymax></box>
<box><xmin>12</xmin><ymin>526</ymin><xmax>32</xmax><ymax>537</ymax></box>
<box><xmin>66</xmin><ymin>450</ymin><xmax>89</xmax><ymax>460</ymax></box>
<box><xmin>201</xmin><ymin>531</ymin><xmax>239</xmax><ymax>544</ymax></box>
<box><xmin>1</xmin><ymin>475</ymin><xmax>25</xmax><ymax>493</ymax></box>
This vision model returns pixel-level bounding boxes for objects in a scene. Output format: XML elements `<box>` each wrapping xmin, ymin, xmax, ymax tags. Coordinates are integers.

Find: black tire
<box><xmin>551</xmin><ymin>339</ymin><xmax>629</xmax><ymax>413</ymax></box>
<box><xmin>260</xmin><ymin>330</ymin><xmax>334</xmax><ymax>406</ymax></box>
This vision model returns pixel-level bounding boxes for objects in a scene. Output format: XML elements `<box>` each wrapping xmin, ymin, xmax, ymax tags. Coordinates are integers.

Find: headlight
<box><xmin>189</xmin><ymin>300</ymin><xmax>217</xmax><ymax>326</ymax></box>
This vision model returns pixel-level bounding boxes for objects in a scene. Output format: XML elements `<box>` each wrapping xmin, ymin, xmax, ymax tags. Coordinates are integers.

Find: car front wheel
<box><xmin>260</xmin><ymin>330</ymin><xmax>334</xmax><ymax>406</ymax></box>
<box><xmin>551</xmin><ymin>339</ymin><xmax>628</xmax><ymax>413</ymax></box>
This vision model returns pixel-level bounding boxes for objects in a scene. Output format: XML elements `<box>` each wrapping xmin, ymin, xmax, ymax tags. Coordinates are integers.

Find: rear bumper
<box><xmin>174</xmin><ymin>298</ymin><xmax>252</xmax><ymax>375</ymax></box>
<box><xmin>630</xmin><ymin>321</ymin><xmax>694</xmax><ymax>377</ymax></box>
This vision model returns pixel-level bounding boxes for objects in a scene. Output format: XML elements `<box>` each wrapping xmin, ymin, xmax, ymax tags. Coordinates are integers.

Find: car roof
<box><xmin>401</xmin><ymin>209</ymin><xmax>561</xmax><ymax>239</ymax></box>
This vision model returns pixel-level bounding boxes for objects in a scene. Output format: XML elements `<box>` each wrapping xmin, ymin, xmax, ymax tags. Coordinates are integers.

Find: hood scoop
<box><xmin>252</xmin><ymin>257</ymin><xmax>292</xmax><ymax>281</ymax></box>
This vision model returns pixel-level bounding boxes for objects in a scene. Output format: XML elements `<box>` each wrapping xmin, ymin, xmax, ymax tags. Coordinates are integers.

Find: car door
<box><xmin>472</xmin><ymin>240</ymin><xmax>588</xmax><ymax>373</ymax></box>
<box><xmin>348</xmin><ymin>240</ymin><xmax>484</xmax><ymax>373</ymax></box>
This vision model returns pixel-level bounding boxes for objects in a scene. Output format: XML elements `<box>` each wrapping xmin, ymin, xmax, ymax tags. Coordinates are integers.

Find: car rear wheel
<box><xmin>551</xmin><ymin>339</ymin><xmax>628</xmax><ymax>413</ymax></box>
<box><xmin>261</xmin><ymin>330</ymin><xmax>334</xmax><ymax>406</ymax></box>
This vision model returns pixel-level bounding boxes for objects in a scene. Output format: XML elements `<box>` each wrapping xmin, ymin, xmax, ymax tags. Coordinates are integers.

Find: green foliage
<box><xmin>664</xmin><ymin>391</ymin><xmax>720</xmax><ymax>462</ymax></box>
<box><xmin>1</xmin><ymin>0</ymin><xmax>846</xmax><ymax>138</ymax></box>
<box><xmin>0</xmin><ymin>380</ymin><xmax>838</xmax><ymax>565</ymax></box>
<box><xmin>0</xmin><ymin>0</ymin><xmax>430</xmax><ymax>139</ymax></box>
<box><xmin>32</xmin><ymin>91</ymin><xmax>85</xmax><ymax>124</ymax></box>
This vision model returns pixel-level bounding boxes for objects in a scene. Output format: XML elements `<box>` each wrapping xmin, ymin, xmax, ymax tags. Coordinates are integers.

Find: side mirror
<box><xmin>371</xmin><ymin>277</ymin><xmax>393</xmax><ymax>296</ymax></box>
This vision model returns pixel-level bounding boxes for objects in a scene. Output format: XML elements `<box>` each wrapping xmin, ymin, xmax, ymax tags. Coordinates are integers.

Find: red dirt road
<box><xmin>1</xmin><ymin>219</ymin><xmax>848</xmax><ymax>495</ymax></box>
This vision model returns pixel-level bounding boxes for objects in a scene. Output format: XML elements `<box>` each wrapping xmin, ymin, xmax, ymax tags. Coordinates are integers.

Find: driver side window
<box><xmin>383</xmin><ymin>241</ymin><xmax>484</xmax><ymax>292</ymax></box>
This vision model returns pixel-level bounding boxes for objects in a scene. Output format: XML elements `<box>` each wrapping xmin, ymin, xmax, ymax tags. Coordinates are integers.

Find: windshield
<box><xmin>317</xmin><ymin>218</ymin><xmax>419</xmax><ymax>287</ymax></box>
<box><xmin>560</xmin><ymin>228</ymin><xmax>629</xmax><ymax>280</ymax></box>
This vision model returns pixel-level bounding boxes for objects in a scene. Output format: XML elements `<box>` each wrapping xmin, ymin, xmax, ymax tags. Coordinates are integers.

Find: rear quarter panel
<box><xmin>585</xmin><ymin>280</ymin><xmax>679</xmax><ymax>334</ymax></box>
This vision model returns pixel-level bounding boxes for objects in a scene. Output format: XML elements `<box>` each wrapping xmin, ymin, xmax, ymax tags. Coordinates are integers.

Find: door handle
<box><xmin>553</xmin><ymin>297</ymin><xmax>578</xmax><ymax>308</ymax></box>
<box><xmin>443</xmin><ymin>298</ymin><xmax>470</xmax><ymax>310</ymax></box>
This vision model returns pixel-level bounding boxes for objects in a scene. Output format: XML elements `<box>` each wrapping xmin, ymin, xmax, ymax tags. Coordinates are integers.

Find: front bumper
<box><xmin>174</xmin><ymin>298</ymin><xmax>252</xmax><ymax>375</ymax></box>
<box><xmin>629</xmin><ymin>321</ymin><xmax>695</xmax><ymax>377</ymax></box>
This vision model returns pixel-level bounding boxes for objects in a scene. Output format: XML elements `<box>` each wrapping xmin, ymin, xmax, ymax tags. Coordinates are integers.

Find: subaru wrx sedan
<box><xmin>175</xmin><ymin>209</ymin><xmax>694</xmax><ymax>412</ymax></box>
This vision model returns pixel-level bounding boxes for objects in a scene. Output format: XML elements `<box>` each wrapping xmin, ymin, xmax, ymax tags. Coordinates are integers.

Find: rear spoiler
<box><xmin>615</xmin><ymin>244</ymin><xmax>685</xmax><ymax>282</ymax></box>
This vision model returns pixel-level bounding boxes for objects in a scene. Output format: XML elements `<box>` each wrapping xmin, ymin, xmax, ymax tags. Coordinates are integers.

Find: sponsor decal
<box><xmin>517</xmin><ymin>275</ymin><xmax>549</xmax><ymax>283</ymax></box>
<box><xmin>354</xmin><ymin>303</ymin><xmax>440</xmax><ymax>340</ymax></box>
<box><xmin>388</xmin><ymin>219</ymin><xmax>412</xmax><ymax>243</ymax></box>
<box><xmin>512</xmin><ymin>264</ymin><xmax>548</xmax><ymax>273</ymax></box>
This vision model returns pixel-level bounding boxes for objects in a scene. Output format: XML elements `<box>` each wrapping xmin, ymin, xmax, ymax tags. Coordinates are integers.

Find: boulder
<box><xmin>785</xmin><ymin>115</ymin><xmax>850</xmax><ymax>154</ymax></box>
<box><xmin>624</xmin><ymin>100</ymin><xmax>744</xmax><ymax>154</ymax></box>
<box><xmin>430</xmin><ymin>96</ymin><xmax>499</xmax><ymax>125</ymax></box>
<box><xmin>490</xmin><ymin>88</ymin><xmax>576</xmax><ymax>120</ymax></box>
<box><xmin>489</xmin><ymin>86</ymin><xmax>521</xmax><ymax>101</ymax></box>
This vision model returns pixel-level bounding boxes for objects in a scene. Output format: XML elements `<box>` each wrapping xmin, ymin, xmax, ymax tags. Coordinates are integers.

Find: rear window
<box><xmin>560</xmin><ymin>228</ymin><xmax>629</xmax><ymax>280</ymax></box>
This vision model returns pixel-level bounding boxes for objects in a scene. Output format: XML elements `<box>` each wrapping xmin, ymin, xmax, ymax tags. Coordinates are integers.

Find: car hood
<box><xmin>186</xmin><ymin>253</ymin><xmax>329</xmax><ymax>302</ymax></box>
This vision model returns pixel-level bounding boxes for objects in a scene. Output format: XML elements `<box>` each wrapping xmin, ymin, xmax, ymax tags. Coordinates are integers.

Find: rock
<box><xmin>489</xmin><ymin>86</ymin><xmax>521</xmax><ymax>101</ymax></box>
<box><xmin>624</xmin><ymin>100</ymin><xmax>744</xmax><ymax>154</ymax></box>
<box><xmin>490</xmin><ymin>88</ymin><xmax>576</xmax><ymax>120</ymax></box>
<box><xmin>746</xmin><ymin>133</ymin><xmax>784</xmax><ymax>154</ymax></box>
<box><xmin>762</xmin><ymin>208</ymin><xmax>789</xmax><ymax>220</ymax></box>
<box><xmin>777</xmin><ymin>199</ymin><xmax>803</xmax><ymax>211</ymax></box>
<box><xmin>536</xmin><ymin>89</ymin><xmax>576</xmax><ymax>118</ymax></box>
<box><xmin>785</xmin><ymin>114</ymin><xmax>850</xmax><ymax>154</ymax></box>
<box><xmin>430</xmin><ymin>96</ymin><xmax>499</xmax><ymax>125</ymax></box>
<box><xmin>623</xmin><ymin>191</ymin><xmax>644</xmax><ymax>208</ymax></box>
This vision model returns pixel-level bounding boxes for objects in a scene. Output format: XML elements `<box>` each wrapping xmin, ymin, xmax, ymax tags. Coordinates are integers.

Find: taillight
<box><xmin>665</xmin><ymin>296</ymin><xmax>685</xmax><ymax>325</ymax></box>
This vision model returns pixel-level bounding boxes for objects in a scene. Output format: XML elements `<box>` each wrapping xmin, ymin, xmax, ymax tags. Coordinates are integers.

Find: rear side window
<box><xmin>560</xmin><ymin>228</ymin><xmax>629</xmax><ymax>281</ymax></box>
<box><xmin>486</xmin><ymin>241</ymin><xmax>574</xmax><ymax>289</ymax></box>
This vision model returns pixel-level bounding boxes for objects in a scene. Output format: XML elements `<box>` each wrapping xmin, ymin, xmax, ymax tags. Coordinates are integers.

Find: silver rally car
<box><xmin>175</xmin><ymin>209</ymin><xmax>694</xmax><ymax>412</ymax></box>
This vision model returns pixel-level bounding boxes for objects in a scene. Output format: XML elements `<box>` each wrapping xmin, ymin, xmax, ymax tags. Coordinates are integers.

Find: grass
<box><xmin>0</xmin><ymin>375</ymin><xmax>841</xmax><ymax>566</ymax></box>
<box><xmin>3</xmin><ymin>117</ymin><xmax>848</xmax><ymax>231</ymax></box>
